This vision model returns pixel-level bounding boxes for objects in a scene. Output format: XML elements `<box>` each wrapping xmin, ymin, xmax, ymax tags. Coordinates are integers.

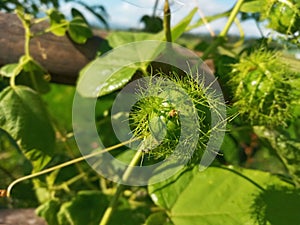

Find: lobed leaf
<box><xmin>240</xmin><ymin>1</ymin><xmax>264</xmax><ymax>13</ymax></box>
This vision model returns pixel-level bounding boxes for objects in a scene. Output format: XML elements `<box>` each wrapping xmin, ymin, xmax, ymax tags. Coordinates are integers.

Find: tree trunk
<box><xmin>0</xmin><ymin>12</ymin><xmax>107</xmax><ymax>85</ymax></box>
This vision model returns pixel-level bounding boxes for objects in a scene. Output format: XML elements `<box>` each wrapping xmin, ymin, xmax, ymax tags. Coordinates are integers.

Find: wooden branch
<box><xmin>0</xmin><ymin>209</ymin><xmax>46</xmax><ymax>225</ymax></box>
<box><xmin>0</xmin><ymin>12</ymin><xmax>107</xmax><ymax>85</ymax></box>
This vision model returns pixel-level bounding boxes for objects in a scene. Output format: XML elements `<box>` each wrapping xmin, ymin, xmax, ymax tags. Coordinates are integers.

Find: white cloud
<box><xmin>107</xmin><ymin>1</ymin><xmax>153</xmax><ymax>29</ymax></box>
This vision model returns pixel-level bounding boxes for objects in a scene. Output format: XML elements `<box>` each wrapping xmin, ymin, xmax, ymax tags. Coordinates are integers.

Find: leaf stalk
<box><xmin>99</xmin><ymin>148</ymin><xmax>143</xmax><ymax>225</ymax></box>
<box><xmin>202</xmin><ymin>0</ymin><xmax>245</xmax><ymax>60</ymax></box>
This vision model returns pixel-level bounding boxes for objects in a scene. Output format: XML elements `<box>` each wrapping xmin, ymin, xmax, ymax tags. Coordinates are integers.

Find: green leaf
<box><xmin>77</xmin><ymin>38</ymin><xmax>164</xmax><ymax>97</ymax></box>
<box><xmin>0</xmin><ymin>127</ymin><xmax>20</xmax><ymax>152</ymax></box>
<box><xmin>77</xmin><ymin>10</ymin><xmax>201</xmax><ymax>97</ymax></box>
<box><xmin>107</xmin><ymin>31</ymin><xmax>163</xmax><ymax>48</ymax></box>
<box><xmin>73</xmin><ymin>2</ymin><xmax>109</xmax><ymax>29</ymax></box>
<box><xmin>99</xmin><ymin>67</ymin><xmax>138</xmax><ymax>97</ymax></box>
<box><xmin>0</xmin><ymin>63</ymin><xmax>21</xmax><ymax>78</ymax></box>
<box><xmin>47</xmin><ymin>9</ymin><xmax>68</xmax><ymax>36</ymax></box>
<box><xmin>0</xmin><ymin>86</ymin><xmax>55</xmax><ymax>170</ymax></box>
<box><xmin>25</xmin><ymin>149</ymin><xmax>52</xmax><ymax>171</ymax></box>
<box><xmin>78</xmin><ymin>59</ymin><xmax>137</xmax><ymax>97</ymax></box>
<box><xmin>148</xmin><ymin>166</ymin><xmax>194</xmax><ymax>209</ymax></box>
<box><xmin>240</xmin><ymin>1</ymin><xmax>264</xmax><ymax>13</ymax></box>
<box><xmin>253</xmin><ymin>126</ymin><xmax>300</xmax><ymax>186</ymax></box>
<box><xmin>171</xmin><ymin>8</ymin><xmax>197</xmax><ymax>41</ymax></box>
<box><xmin>68</xmin><ymin>17</ymin><xmax>93</xmax><ymax>44</ymax></box>
<box><xmin>149</xmin><ymin>167</ymin><xmax>293</xmax><ymax>225</ymax></box>
<box><xmin>220</xmin><ymin>134</ymin><xmax>239</xmax><ymax>164</ymax></box>
<box><xmin>36</xmin><ymin>199</ymin><xmax>61</xmax><ymax>225</ymax></box>
<box><xmin>108</xmin><ymin>193</ymin><xmax>152</xmax><ymax>225</ymax></box>
<box><xmin>42</xmin><ymin>84</ymin><xmax>75</xmax><ymax>131</ymax></box>
<box><xmin>57</xmin><ymin>190</ymin><xmax>108</xmax><ymax>225</ymax></box>
<box><xmin>251</xmin><ymin>185</ymin><xmax>300</xmax><ymax>225</ymax></box>
<box><xmin>145</xmin><ymin>212</ymin><xmax>173</xmax><ymax>225</ymax></box>
<box><xmin>0</xmin><ymin>127</ymin><xmax>29</xmax><ymax>186</ymax></box>
<box><xmin>106</xmin><ymin>8</ymin><xmax>196</xmax><ymax>47</ymax></box>
<box><xmin>0</xmin><ymin>56</ymin><xmax>50</xmax><ymax>94</ymax></box>
<box><xmin>71</xmin><ymin>8</ymin><xmax>88</xmax><ymax>23</ymax></box>
<box><xmin>16</xmin><ymin>57</ymin><xmax>50</xmax><ymax>94</ymax></box>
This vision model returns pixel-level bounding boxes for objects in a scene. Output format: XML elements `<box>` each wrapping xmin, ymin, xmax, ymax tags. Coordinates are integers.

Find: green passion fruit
<box><xmin>266</xmin><ymin>1</ymin><xmax>300</xmax><ymax>35</ymax></box>
<box><xmin>230</xmin><ymin>49</ymin><xmax>296</xmax><ymax>126</ymax></box>
<box><xmin>129</xmin><ymin>74</ymin><xmax>216</xmax><ymax>160</ymax></box>
<box><xmin>129</xmin><ymin>96</ymin><xmax>182</xmax><ymax>159</ymax></box>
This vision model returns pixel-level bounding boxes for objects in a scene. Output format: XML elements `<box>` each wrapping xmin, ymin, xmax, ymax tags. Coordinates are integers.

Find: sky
<box><xmin>60</xmin><ymin>0</ymin><xmax>268</xmax><ymax>37</ymax></box>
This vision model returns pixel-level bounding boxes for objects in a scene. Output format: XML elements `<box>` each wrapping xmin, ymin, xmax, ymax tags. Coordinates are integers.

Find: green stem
<box><xmin>53</xmin><ymin>173</ymin><xmax>86</xmax><ymax>192</ymax></box>
<box><xmin>4</xmin><ymin>138</ymin><xmax>139</xmax><ymax>198</ymax></box>
<box><xmin>164</xmin><ymin>0</ymin><xmax>172</xmax><ymax>42</ymax></box>
<box><xmin>219</xmin><ymin>0</ymin><xmax>244</xmax><ymax>37</ymax></box>
<box><xmin>10</xmin><ymin>57</ymin><xmax>30</xmax><ymax>88</ymax></box>
<box><xmin>15</xmin><ymin>9</ymin><xmax>31</xmax><ymax>57</ymax></box>
<box><xmin>202</xmin><ymin>0</ymin><xmax>245</xmax><ymax>60</ymax></box>
<box><xmin>33</xmin><ymin>17</ymin><xmax>48</xmax><ymax>24</ymax></box>
<box><xmin>10</xmin><ymin>10</ymin><xmax>33</xmax><ymax>88</ymax></box>
<box><xmin>9</xmin><ymin>73</ymin><xmax>16</xmax><ymax>88</ymax></box>
<box><xmin>99</xmin><ymin>149</ymin><xmax>143</xmax><ymax>225</ymax></box>
<box><xmin>24</xmin><ymin>25</ymin><xmax>31</xmax><ymax>57</ymax></box>
<box><xmin>39</xmin><ymin>22</ymin><xmax>69</xmax><ymax>35</ymax></box>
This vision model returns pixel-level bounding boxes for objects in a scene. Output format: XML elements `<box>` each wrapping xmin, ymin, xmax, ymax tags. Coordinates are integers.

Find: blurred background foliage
<box><xmin>0</xmin><ymin>0</ymin><xmax>300</xmax><ymax>224</ymax></box>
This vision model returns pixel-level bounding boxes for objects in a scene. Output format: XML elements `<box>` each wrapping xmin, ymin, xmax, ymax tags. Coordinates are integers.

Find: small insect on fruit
<box><xmin>0</xmin><ymin>189</ymin><xmax>7</xmax><ymax>197</ymax></box>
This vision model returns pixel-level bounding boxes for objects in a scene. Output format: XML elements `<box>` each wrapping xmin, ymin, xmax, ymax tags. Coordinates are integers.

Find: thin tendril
<box><xmin>4</xmin><ymin>137</ymin><xmax>141</xmax><ymax>198</ymax></box>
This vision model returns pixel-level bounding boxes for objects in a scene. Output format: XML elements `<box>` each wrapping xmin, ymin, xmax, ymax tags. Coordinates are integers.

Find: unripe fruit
<box><xmin>128</xmin><ymin>73</ymin><xmax>217</xmax><ymax>160</ymax></box>
<box><xmin>266</xmin><ymin>1</ymin><xmax>300</xmax><ymax>34</ymax></box>
<box><xmin>230</xmin><ymin>49</ymin><xmax>296</xmax><ymax>126</ymax></box>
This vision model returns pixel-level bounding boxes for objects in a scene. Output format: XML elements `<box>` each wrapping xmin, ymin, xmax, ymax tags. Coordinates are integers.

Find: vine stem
<box><xmin>10</xmin><ymin>10</ymin><xmax>33</xmax><ymax>88</ymax></box>
<box><xmin>5</xmin><ymin>138</ymin><xmax>140</xmax><ymax>198</ymax></box>
<box><xmin>164</xmin><ymin>0</ymin><xmax>172</xmax><ymax>42</ymax></box>
<box><xmin>219</xmin><ymin>0</ymin><xmax>244</xmax><ymax>37</ymax></box>
<box><xmin>23</xmin><ymin>25</ymin><xmax>31</xmax><ymax>57</ymax></box>
<box><xmin>202</xmin><ymin>0</ymin><xmax>245</xmax><ymax>60</ymax></box>
<box><xmin>15</xmin><ymin>9</ymin><xmax>31</xmax><ymax>57</ymax></box>
<box><xmin>99</xmin><ymin>148</ymin><xmax>143</xmax><ymax>225</ymax></box>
